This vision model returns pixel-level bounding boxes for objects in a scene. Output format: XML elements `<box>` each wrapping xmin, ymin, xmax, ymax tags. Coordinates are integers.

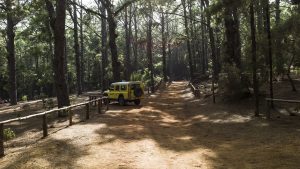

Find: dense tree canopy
<box><xmin>0</xmin><ymin>0</ymin><xmax>299</xmax><ymax>116</ymax></box>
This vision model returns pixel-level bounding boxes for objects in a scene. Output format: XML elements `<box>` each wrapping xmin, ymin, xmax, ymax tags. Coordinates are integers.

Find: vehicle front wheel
<box><xmin>118</xmin><ymin>96</ymin><xmax>126</xmax><ymax>106</ymax></box>
<box><xmin>134</xmin><ymin>99</ymin><xmax>141</xmax><ymax>106</ymax></box>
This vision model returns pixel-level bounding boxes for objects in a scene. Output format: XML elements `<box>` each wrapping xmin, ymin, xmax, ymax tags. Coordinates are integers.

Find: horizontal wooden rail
<box><xmin>266</xmin><ymin>98</ymin><xmax>300</xmax><ymax>119</ymax></box>
<box><xmin>266</xmin><ymin>98</ymin><xmax>300</xmax><ymax>104</ymax></box>
<box><xmin>0</xmin><ymin>97</ymin><xmax>107</xmax><ymax>125</ymax></box>
<box><xmin>0</xmin><ymin>97</ymin><xmax>108</xmax><ymax>157</ymax></box>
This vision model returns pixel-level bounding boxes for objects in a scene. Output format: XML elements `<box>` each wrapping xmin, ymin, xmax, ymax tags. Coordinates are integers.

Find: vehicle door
<box><xmin>115</xmin><ymin>85</ymin><xmax>120</xmax><ymax>99</ymax></box>
<box><xmin>108</xmin><ymin>85</ymin><xmax>115</xmax><ymax>99</ymax></box>
<box><xmin>120</xmin><ymin>85</ymin><xmax>128</xmax><ymax>100</ymax></box>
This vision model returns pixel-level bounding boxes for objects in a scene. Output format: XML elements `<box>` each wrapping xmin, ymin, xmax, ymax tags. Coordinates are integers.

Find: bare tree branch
<box><xmin>0</xmin><ymin>3</ymin><xmax>7</xmax><ymax>10</ymax></box>
<box><xmin>44</xmin><ymin>0</ymin><xmax>56</xmax><ymax>29</ymax></box>
<box><xmin>115</xmin><ymin>0</ymin><xmax>138</xmax><ymax>16</ymax></box>
<box><xmin>68</xmin><ymin>0</ymin><xmax>107</xmax><ymax>19</ymax></box>
<box><xmin>67</xmin><ymin>1</ymin><xmax>75</xmax><ymax>22</ymax></box>
<box><xmin>156</xmin><ymin>11</ymin><xmax>209</xmax><ymax>27</ymax></box>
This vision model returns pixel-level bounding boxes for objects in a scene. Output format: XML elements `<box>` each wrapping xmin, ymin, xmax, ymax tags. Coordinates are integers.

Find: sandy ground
<box><xmin>1</xmin><ymin>81</ymin><xmax>300</xmax><ymax>169</ymax></box>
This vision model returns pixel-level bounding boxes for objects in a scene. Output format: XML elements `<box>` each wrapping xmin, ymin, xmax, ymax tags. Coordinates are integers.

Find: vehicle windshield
<box><xmin>109</xmin><ymin>85</ymin><xmax>114</xmax><ymax>90</ymax></box>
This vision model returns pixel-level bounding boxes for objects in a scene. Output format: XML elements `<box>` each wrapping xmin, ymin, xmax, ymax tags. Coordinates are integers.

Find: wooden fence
<box><xmin>0</xmin><ymin>97</ymin><xmax>108</xmax><ymax>157</ymax></box>
<box><xmin>266</xmin><ymin>98</ymin><xmax>300</xmax><ymax>119</ymax></box>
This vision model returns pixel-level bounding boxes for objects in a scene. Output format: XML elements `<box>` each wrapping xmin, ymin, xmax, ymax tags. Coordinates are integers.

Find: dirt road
<box><xmin>1</xmin><ymin>82</ymin><xmax>300</xmax><ymax>169</ymax></box>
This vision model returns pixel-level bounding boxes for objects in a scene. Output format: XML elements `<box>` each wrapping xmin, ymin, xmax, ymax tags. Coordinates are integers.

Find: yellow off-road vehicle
<box><xmin>103</xmin><ymin>81</ymin><xmax>145</xmax><ymax>106</ymax></box>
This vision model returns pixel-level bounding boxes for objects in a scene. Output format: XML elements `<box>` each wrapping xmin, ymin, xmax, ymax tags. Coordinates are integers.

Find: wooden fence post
<box><xmin>266</xmin><ymin>100</ymin><xmax>271</xmax><ymax>119</ymax></box>
<box><xmin>0</xmin><ymin>124</ymin><xmax>4</xmax><ymax>157</ymax></box>
<box><xmin>106</xmin><ymin>98</ymin><xmax>109</xmax><ymax>111</ymax></box>
<box><xmin>98</xmin><ymin>99</ymin><xmax>102</xmax><ymax>114</ymax></box>
<box><xmin>94</xmin><ymin>97</ymin><xmax>97</xmax><ymax>107</ymax></box>
<box><xmin>42</xmin><ymin>114</ymin><xmax>48</xmax><ymax>138</ymax></box>
<box><xmin>86</xmin><ymin>103</ymin><xmax>90</xmax><ymax>120</ymax></box>
<box><xmin>69</xmin><ymin>108</ymin><xmax>73</xmax><ymax>126</ymax></box>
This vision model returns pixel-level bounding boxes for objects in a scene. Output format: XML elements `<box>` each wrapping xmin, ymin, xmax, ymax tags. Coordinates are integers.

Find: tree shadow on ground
<box><xmin>93</xmin><ymin>82</ymin><xmax>300</xmax><ymax>168</ymax></box>
<box><xmin>1</xmin><ymin>138</ymin><xmax>88</xmax><ymax>169</ymax></box>
<box><xmin>2</xmin><ymin>106</ymin><xmax>98</xmax><ymax>154</ymax></box>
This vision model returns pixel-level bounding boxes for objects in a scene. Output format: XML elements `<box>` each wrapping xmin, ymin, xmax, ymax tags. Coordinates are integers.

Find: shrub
<box><xmin>130</xmin><ymin>71</ymin><xmax>143</xmax><ymax>81</ymax></box>
<box><xmin>131</xmin><ymin>69</ymin><xmax>163</xmax><ymax>89</ymax></box>
<box><xmin>46</xmin><ymin>99</ymin><xmax>55</xmax><ymax>110</ymax></box>
<box><xmin>4</xmin><ymin>128</ymin><xmax>16</xmax><ymax>141</ymax></box>
<box><xmin>21</xmin><ymin>95</ymin><xmax>28</xmax><ymax>102</ymax></box>
<box><xmin>219</xmin><ymin>64</ymin><xmax>250</xmax><ymax>101</ymax></box>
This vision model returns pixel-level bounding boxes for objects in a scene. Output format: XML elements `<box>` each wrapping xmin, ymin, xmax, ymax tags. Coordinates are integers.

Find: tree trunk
<box><xmin>265</xmin><ymin>0</ymin><xmax>274</xmax><ymax>107</ymax></box>
<box><xmin>124</xmin><ymin>6</ymin><xmax>131</xmax><ymax>80</ymax></box>
<box><xmin>166</xmin><ymin>13</ymin><xmax>171</xmax><ymax>79</ymax></box>
<box><xmin>250</xmin><ymin>0</ymin><xmax>259</xmax><ymax>116</ymax></box>
<box><xmin>204</xmin><ymin>0</ymin><xmax>217</xmax><ymax>103</ymax></box>
<box><xmin>161</xmin><ymin>11</ymin><xmax>167</xmax><ymax>82</ymax></box>
<box><xmin>80</xmin><ymin>0</ymin><xmax>85</xmax><ymax>91</ymax></box>
<box><xmin>100</xmin><ymin>0</ymin><xmax>121</xmax><ymax>83</ymax></box>
<box><xmin>182</xmin><ymin>0</ymin><xmax>194</xmax><ymax>79</ymax></box>
<box><xmin>287</xmin><ymin>54</ymin><xmax>297</xmax><ymax>92</ymax></box>
<box><xmin>100</xmin><ymin>3</ymin><xmax>108</xmax><ymax>90</ymax></box>
<box><xmin>46</xmin><ymin>20</ymin><xmax>55</xmax><ymax>97</ymax></box>
<box><xmin>257</xmin><ymin>0</ymin><xmax>263</xmax><ymax>34</ymax></box>
<box><xmin>107</xmin><ymin>12</ymin><xmax>120</xmax><ymax>82</ymax></box>
<box><xmin>215</xmin><ymin>27</ymin><xmax>221</xmax><ymax>75</ymax></box>
<box><xmin>128</xmin><ymin>5</ymin><xmax>133</xmax><ymax>75</ymax></box>
<box><xmin>224</xmin><ymin>4</ymin><xmax>242</xmax><ymax>69</ymax></box>
<box><xmin>133</xmin><ymin>4</ymin><xmax>138</xmax><ymax>71</ymax></box>
<box><xmin>147</xmin><ymin>3</ymin><xmax>154</xmax><ymax>93</ymax></box>
<box><xmin>45</xmin><ymin>0</ymin><xmax>70</xmax><ymax>110</ymax></box>
<box><xmin>223</xmin><ymin>1</ymin><xmax>245</xmax><ymax>98</ymax></box>
<box><xmin>72</xmin><ymin>0</ymin><xmax>82</xmax><ymax>95</ymax></box>
<box><xmin>64</xmin><ymin>38</ymin><xmax>69</xmax><ymax>90</ymax></box>
<box><xmin>5</xmin><ymin>0</ymin><xmax>17</xmax><ymax>105</ymax></box>
<box><xmin>167</xmin><ymin>42</ymin><xmax>172</xmax><ymax>80</ymax></box>
<box><xmin>275</xmin><ymin>0</ymin><xmax>284</xmax><ymax>77</ymax></box>
<box><xmin>200</xmin><ymin>1</ymin><xmax>206</xmax><ymax>74</ymax></box>
<box><xmin>188</xmin><ymin>0</ymin><xmax>196</xmax><ymax>72</ymax></box>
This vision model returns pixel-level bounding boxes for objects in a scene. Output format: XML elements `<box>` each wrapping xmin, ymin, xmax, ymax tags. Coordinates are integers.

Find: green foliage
<box><xmin>219</xmin><ymin>64</ymin><xmax>250</xmax><ymax>100</ymax></box>
<box><xmin>4</xmin><ymin>128</ymin><xmax>16</xmax><ymax>141</ymax></box>
<box><xmin>131</xmin><ymin>71</ymin><xmax>143</xmax><ymax>81</ymax></box>
<box><xmin>44</xmin><ymin>99</ymin><xmax>55</xmax><ymax>110</ymax></box>
<box><xmin>0</xmin><ymin>0</ymin><xmax>299</xmax><ymax>103</ymax></box>
<box><xmin>21</xmin><ymin>95</ymin><xmax>28</xmax><ymax>102</ymax></box>
<box><xmin>154</xmin><ymin>76</ymin><xmax>163</xmax><ymax>85</ymax></box>
<box><xmin>142</xmin><ymin>69</ymin><xmax>152</xmax><ymax>86</ymax></box>
<box><xmin>131</xmin><ymin>69</ymin><xmax>162</xmax><ymax>87</ymax></box>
